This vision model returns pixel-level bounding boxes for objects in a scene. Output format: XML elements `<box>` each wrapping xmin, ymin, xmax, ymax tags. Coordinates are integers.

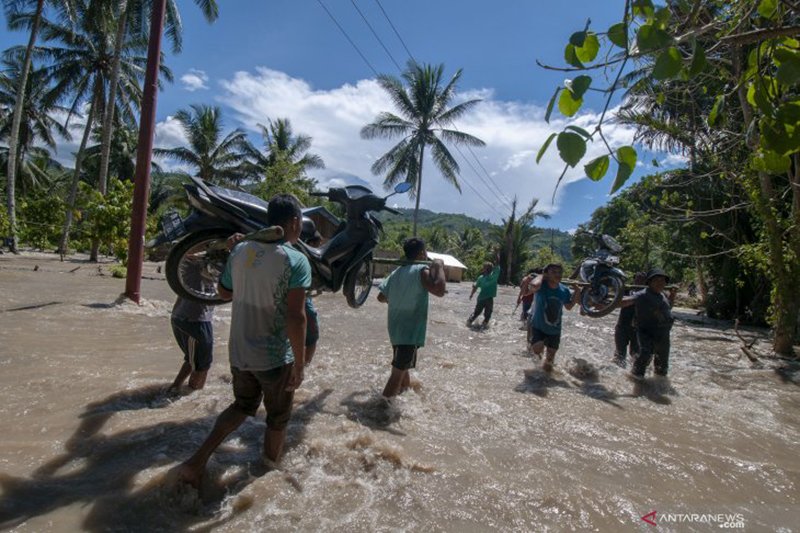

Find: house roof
<box><xmin>302</xmin><ymin>206</ymin><xmax>340</xmax><ymax>226</ymax></box>
<box><xmin>427</xmin><ymin>251</ymin><xmax>467</xmax><ymax>270</ymax></box>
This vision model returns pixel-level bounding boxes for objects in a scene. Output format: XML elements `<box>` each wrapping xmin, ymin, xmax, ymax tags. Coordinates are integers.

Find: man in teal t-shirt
<box><xmin>378</xmin><ymin>238</ymin><xmax>446</xmax><ymax>399</ymax></box>
<box><xmin>467</xmin><ymin>261</ymin><xmax>501</xmax><ymax>328</ymax></box>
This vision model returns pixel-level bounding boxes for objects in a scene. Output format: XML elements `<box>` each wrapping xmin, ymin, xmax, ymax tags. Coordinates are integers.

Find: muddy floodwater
<box><xmin>1</xmin><ymin>252</ymin><xmax>799</xmax><ymax>532</ymax></box>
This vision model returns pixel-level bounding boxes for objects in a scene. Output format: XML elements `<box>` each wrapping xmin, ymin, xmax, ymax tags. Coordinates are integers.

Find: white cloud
<box><xmin>217</xmin><ymin>68</ymin><xmax>636</xmax><ymax>223</ymax></box>
<box><xmin>180</xmin><ymin>69</ymin><xmax>209</xmax><ymax>92</ymax></box>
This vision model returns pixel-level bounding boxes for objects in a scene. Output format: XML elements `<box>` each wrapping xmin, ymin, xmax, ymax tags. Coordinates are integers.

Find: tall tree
<box><xmin>537</xmin><ymin>0</ymin><xmax>800</xmax><ymax>353</ymax></box>
<box><xmin>0</xmin><ymin>56</ymin><xmax>70</xmax><ymax>195</ymax></box>
<box><xmin>95</xmin><ymin>0</ymin><xmax>218</xmax><ymax>202</ymax></box>
<box><xmin>24</xmin><ymin>0</ymin><xmax>168</xmax><ymax>257</ymax></box>
<box><xmin>244</xmin><ymin>118</ymin><xmax>324</xmax><ymax>203</ymax></box>
<box><xmin>361</xmin><ymin>61</ymin><xmax>485</xmax><ymax>236</ymax></box>
<box><xmin>3</xmin><ymin>0</ymin><xmax>74</xmax><ymax>252</ymax></box>
<box><xmin>490</xmin><ymin>197</ymin><xmax>549</xmax><ymax>284</ymax></box>
<box><xmin>155</xmin><ymin>104</ymin><xmax>250</xmax><ymax>186</ymax></box>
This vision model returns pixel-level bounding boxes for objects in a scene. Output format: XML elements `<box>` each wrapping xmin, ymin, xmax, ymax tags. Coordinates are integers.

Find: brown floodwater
<box><xmin>1</xmin><ymin>252</ymin><xmax>798</xmax><ymax>532</ymax></box>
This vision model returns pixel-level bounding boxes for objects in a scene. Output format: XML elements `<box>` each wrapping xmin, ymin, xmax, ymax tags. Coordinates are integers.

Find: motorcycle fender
<box><xmin>180</xmin><ymin>212</ymin><xmax>240</xmax><ymax>236</ymax></box>
<box><xmin>609</xmin><ymin>267</ymin><xmax>627</xmax><ymax>280</ymax></box>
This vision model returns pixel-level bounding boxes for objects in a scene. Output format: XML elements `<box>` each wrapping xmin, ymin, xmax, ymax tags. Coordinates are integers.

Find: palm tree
<box><xmin>25</xmin><ymin>0</ymin><xmax>169</xmax><ymax>257</ymax></box>
<box><xmin>361</xmin><ymin>61</ymin><xmax>485</xmax><ymax>236</ymax></box>
<box><xmin>243</xmin><ymin>118</ymin><xmax>324</xmax><ymax>202</ymax></box>
<box><xmin>155</xmin><ymin>104</ymin><xmax>251</xmax><ymax>186</ymax></box>
<box><xmin>3</xmin><ymin>0</ymin><xmax>75</xmax><ymax>252</ymax></box>
<box><xmin>95</xmin><ymin>0</ymin><xmax>218</xmax><ymax>200</ymax></box>
<box><xmin>489</xmin><ymin>197</ymin><xmax>550</xmax><ymax>284</ymax></box>
<box><xmin>0</xmin><ymin>55</ymin><xmax>70</xmax><ymax>194</ymax></box>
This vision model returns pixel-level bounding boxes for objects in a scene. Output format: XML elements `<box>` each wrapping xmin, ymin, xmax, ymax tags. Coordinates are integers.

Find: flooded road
<box><xmin>1</xmin><ymin>252</ymin><xmax>799</xmax><ymax>532</ymax></box>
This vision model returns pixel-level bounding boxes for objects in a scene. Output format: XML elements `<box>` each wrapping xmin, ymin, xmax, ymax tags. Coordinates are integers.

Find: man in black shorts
<box><xmin>168</xmin><ymin>295</ymin><xmax>214</xmax><ymax>392</ymax></box>
<box><xmin>527</xmin><ymin>263</ymin><xmax>580</xmax><ymax>372</ymax></box>
<box><xmin>377</xmin><ymin>238</ymin><xmax>446</xmax><ymax>399</ymax></box>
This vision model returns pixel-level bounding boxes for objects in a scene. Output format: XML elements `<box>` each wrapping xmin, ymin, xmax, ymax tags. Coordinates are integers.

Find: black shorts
<box><xmin>230</xmin><ymin>364</ymin><xmax>295</xmax><ymax>429</ymax></box>
<box><xmin>391</xmin><ymin>345</ymin><xmax>418</xmax><ymax>370</ymax></box>
<box><xmin>529</xmin><ymin>327</ymin><xmax>561</xmax><ymax>350</ymax></box>
<box><xmin>171</xmin><ymin>318</ymin><xmax>213</xmax><ymax>371</ymax></box>
<box><xmin>305</xmin><ymin>298</ymin><xmax>319</xmax><ymax>347</ymax></box>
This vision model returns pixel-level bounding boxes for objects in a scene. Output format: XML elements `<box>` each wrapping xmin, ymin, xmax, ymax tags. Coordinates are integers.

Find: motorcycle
<box><xmin>151</xmin><ymin>176</ymin><xmax>411</xmax><ymax>307</ymax></box>
<box><xmin>572</xmin><ymin>231</ymin><xmax>627</xmax><ymax>317</ymax></box>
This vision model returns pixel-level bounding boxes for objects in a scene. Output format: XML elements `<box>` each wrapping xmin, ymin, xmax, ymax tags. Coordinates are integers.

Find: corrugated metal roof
<box><xmin>427</xmin><ymin>251</ymin><xmax>467</xmax><ymax>270</ymax></box>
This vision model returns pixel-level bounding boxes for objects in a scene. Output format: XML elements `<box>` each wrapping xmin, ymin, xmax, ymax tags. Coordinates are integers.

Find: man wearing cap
<box><xmin>468</xmin><ymin>260</ymin><xmax>501</xmax><ymax>328</ymax></box>
<box><xmin>618</xmin><ymin>268</ymin><xmax>677</xmax><ymax>380</ymax></box>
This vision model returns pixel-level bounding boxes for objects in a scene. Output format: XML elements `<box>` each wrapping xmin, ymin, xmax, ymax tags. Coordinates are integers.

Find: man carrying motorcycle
<box><xmin>177</xmin><ymin>194</ymin><xmax>310</xmax><ymax>488</ymax></box>
<box><xmin>378</xmin><ymin>238</ymin><xmax>447</xmax><ymax>399</ymax></box>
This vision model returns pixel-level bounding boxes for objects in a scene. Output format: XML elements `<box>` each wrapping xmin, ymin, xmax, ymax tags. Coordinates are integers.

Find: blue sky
<box><xmin>1</xmin><ymin>0</ymin><xmax>679</xmax><ymax>231</ymax></box>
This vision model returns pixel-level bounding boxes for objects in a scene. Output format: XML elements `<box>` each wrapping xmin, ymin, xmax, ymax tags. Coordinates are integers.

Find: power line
<box><xmin>365</xmin><ymin>2</ymin><xmax>513</xmax><ymax>212</ymax></box>
<box><xmin>349</xmin><ymin>0</ymin><xmax>403</xmax><ymax>72</ymax></box>
<box><xmin>372</xmin><ymin>0</ymin><xmax>416</xmax><ymax>63</ymax></box>
<box><xmin>315</xmin><ymin>0</ymin><xmax>507</xmax><ymax>219</ymax></box>
<box><xmin>315</xmin><ymin>0</ymin><xmax>379</xmax><ymax>77</ymax></box>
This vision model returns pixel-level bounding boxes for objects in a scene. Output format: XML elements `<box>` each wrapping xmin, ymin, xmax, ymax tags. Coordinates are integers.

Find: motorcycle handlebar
<box><xmin>309</xmin><ymin>191</ymin><xmax>328</xmax><ymax>197</ymax></box>
<box><xmin>383</xmin><ymin>206</ymin><xmax>401</xmax><ymax>215</ymax></box>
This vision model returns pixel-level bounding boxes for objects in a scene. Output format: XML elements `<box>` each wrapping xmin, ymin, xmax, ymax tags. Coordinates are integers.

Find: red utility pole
<box><xmin>125</xmin><ymin>0</ymin><xmax>167</xmax><ymax>303</ymax></box>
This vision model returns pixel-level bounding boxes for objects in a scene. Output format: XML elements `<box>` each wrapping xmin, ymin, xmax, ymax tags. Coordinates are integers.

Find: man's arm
<box><xmin>529</xmin><ymin>274</ymin><xmax>543</xmax><ymax>294</ymax></box>
<box><xmin>285</xmin><ymin>287</ymin><xmax>307</xmax><ymax>391</ymax></box>
<box><xmin>487</xmin><ymin>265</ymin><xmax>501</xmax><ymax>283</ymax></box>
<box><xmin>421</xmin><ymin>259</ymin><xmax>447</xmax><ymax>297</ymax></box>
<box><xmin>564</xmin><ymin>286</ymin><xmax>581</xmax><ymax>311</ymax></box>
<box><xmin>618</xmin><ymin>294</ymin><xmax>636</xmax><ymax>308</ymax></box>
<box><xmin>217</xmin><ymin>283</ymin><xmax>232</xmax><ymax>301</ymax></box>
<box><xmin>668</xmin><ymin>287</ymin><xmax>677</xmax><ymax>307</ymax></box>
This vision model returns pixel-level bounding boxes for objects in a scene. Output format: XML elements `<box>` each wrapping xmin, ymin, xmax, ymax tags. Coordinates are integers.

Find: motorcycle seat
<box><xmin>210</xmin><ymin>186</ymin><xmax>271</xmax><ymax>225</ymax></box>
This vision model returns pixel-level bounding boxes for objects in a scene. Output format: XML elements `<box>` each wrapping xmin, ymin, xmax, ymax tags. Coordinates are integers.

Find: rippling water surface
<box><xmin>1</xmin><ymin>253</ymin><xmax>798</xmax><ymax>532</ymax></box>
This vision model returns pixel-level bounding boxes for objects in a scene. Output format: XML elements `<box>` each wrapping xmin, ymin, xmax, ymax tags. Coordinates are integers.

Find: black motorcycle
<box><xmin>152</xmin><ymin>176</ymin><xmax>410</xmax><ymax>307</ymax></box>
<box><xmin>573</xmin><ymin>232</ymin><xmax>627</xmax><ymax>317</ymax></box>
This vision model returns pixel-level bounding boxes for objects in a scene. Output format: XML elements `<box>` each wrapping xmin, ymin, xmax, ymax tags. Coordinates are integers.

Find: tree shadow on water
<box><xmin>0</xmin><ymin>385</ymin><xmax>332</xmax><ymax>532</ymax></box>
<box><xmin>514</xmin><ymin>369</ymin><xmax>571</xmax><ymax>398</ymax></box>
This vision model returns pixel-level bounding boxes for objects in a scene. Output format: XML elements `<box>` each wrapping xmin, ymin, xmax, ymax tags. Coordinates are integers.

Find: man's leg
<box><xmin>543</xmin><ymin>347</ymin><xmax>558</xmax><ymax>372</ymax></box>
<box><xmin>188</xmin><ymin>370</ymin><xmax>208</xmax><ymax>390</ymax></box>
<box><xmin>400</xmin><ymin>370</ymin><xmax>411</xmax><ymax>393</ymax></box>
<box><xmin>468</xmin><ymin>300</ymin><xmax>484</xmax><ymax>325</ymax></box>
<box><xmin>631</xmin><ymin>330</ymin><xmax>654</xmax><ymax>379</ymax></box>
<box><xmin>169</xmin><ymin>361</ymin><xmax>192</xmax><ymax>391</ymax></box>
<box><xmin>652</xmin><ymin>333</ymin><xmax>671</xmax><ymax>377</ymax></box>
<box><xmin>531</xmin><ymin>340</ymin><xmax>544</xmax><ymax>360</ymax></box>
<box><xmin>260</xmin><ymin>364</ymin><xmax>296</xmax><ymax>464</ymax></box>
<box><xmin>481</xmin><ymin>298</ymin><xmax>494</xmax><ymax>326</ymax></box>
<box><xmin>178</xmin><ymin>405</ymin><xmax>247</xmax><ymax>487</ymax></box>
<box><xmin>382</xmin><ymin>367</ymin><xmax>406</xmax><ymax>398</ymax></box>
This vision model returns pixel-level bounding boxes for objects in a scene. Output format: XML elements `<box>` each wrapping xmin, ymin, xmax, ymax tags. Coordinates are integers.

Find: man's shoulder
<box><xmin>280</xmin><ymin>243</ymin><xmax>310</xmax><ymax>266</ymax></box>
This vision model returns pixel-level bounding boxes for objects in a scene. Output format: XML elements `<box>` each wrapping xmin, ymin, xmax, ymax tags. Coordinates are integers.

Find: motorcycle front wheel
<box><xmin>580</xmin><ymin>275</ymin><xmax>623</xmax><ymax>318</ymax></box>
<box><xmin>343</xmin><ymin>257</ymin><xmax>373</xmax><ymax>308</ymax></box>
<box><xmin>165</xmin><ymin>229</ymin><xmax>231</xmax><ymax>305</ymax></box>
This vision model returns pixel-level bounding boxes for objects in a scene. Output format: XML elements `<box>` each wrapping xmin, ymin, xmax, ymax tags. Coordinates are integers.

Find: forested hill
<box><xmin>376</xmin><ymin>208</ymin><xmax>573</xmax><ymax>261</ymax></box>
<box><xmin>377</xmin><ymin>208</ymin><xmax>494</xmax><ymax>233</ymax></box>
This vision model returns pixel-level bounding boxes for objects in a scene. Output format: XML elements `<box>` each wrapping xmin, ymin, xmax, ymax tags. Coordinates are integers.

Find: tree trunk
<box><xmin>695</xmin><ymin>259</ymin><xmax>708</xmax><ymax>306</ymax></box>
<box><xmin>58</xmin><ymin>94</ymin><xmax>99</xmax><ymax>259</ymax></box>
<box><xmin>734</xmin><ymin>48</ymin><xmax>797</xmax><ymax>354</ymax></box>
<box><xmin>504</xmin><ymin>199</ymin><xmax>516</xmax><ymax>285</ymax></box>
<box><xmin>412</xmin><ymin>144</ymin><xmax>425</xmax><ymax>237</ymax></box>
<box><xmin>97</xmin><ymin>2</ymin><xmax>129</xmax><ymax>196</ymax></box>
<box><xmin>5</xmin><ymin>0</ymin><xmax>45</xmax><ymax>254</ymax></box>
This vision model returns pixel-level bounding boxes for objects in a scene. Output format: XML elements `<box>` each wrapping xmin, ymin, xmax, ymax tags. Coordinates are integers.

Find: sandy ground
<box><xmin>1</xmin><ymin>251</ymin><xmax>799</xmax><ymax>532</ymax></box>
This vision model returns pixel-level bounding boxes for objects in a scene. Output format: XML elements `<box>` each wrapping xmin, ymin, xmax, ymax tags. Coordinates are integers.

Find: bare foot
<box><xmin>176</xmin><ymin>462</ymin><xmax>203</xmax><ymax>489</ymax></box>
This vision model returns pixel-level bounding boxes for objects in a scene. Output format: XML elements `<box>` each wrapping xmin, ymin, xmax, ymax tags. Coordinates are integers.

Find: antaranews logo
<box><xmin>640</xmin><ymin>510</ymin><xmax>746</xmax><ymax>528</ymax></box>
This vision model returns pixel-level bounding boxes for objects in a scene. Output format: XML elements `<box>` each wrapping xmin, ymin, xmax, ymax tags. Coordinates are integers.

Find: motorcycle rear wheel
<box><xmin>343</xmin><ymin>257</ymin><xmax>373</xmax><ymax>308</ymax></box>
<box><xmin>580</xmin><ymin>275</ymin><xmax>623</xmax><ymax>318</ymax></box>
<box><xmin>165</xmin><ymin>229</ymin><xmax>231</xmax><ymax>305</ymax></box>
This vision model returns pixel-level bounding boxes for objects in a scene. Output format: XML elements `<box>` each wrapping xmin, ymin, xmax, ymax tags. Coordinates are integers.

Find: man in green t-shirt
<box><xmin>467</xmin><ymin>261</ymin><xmax>501</xmax><ymax>328</ymax></box>
<box><xmin>378</xmin><ymin>238</ymin><xmax>446</xmax><ymax>399</ymax></box>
